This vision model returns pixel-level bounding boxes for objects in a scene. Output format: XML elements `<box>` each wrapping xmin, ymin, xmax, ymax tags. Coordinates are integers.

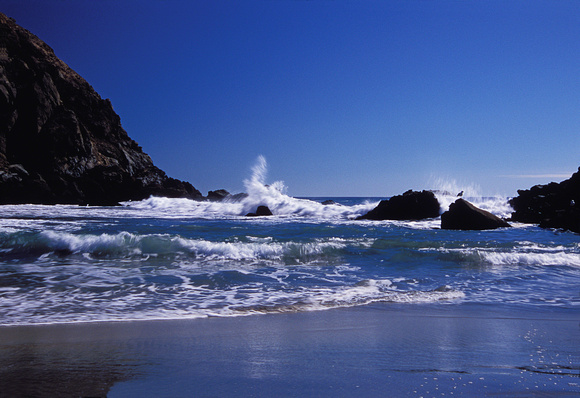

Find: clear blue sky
<box><xmin>2</xmin><ymin>0</ymin><xmax>579</xmax><ymax>197</ymax></box>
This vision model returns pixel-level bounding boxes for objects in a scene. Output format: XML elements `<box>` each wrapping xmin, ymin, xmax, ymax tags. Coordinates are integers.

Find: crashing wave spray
<box><xmin>238</xmin><ymin>155</ymin><xmax>290</xmax><ymax>215</ymax></box>
<box><xmin>430</xmin><ymin>177</ymin><xmax>513</xmax><ymax>218</ymax></box>
<box><xmin>124</xmin><ymin>156</ymin><xmax>377</xmax><ymax>219</ymax></box>
<box><xmin>238</xmin><ymin>155</ymin><xmax>376</xmax><ymax>218</ymax></box>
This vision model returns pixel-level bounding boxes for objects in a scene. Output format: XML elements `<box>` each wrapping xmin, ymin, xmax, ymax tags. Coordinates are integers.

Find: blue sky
<box><xmin>2</xmin><ymin>0</ymin><xmax>579</xmax><ymax>197</ymax></box>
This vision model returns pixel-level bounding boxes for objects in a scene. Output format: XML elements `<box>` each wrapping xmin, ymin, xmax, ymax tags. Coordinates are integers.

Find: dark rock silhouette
<box><xmin>442</xmin><ymin>199</ymin><xmax>511</xmax><ymax>230</ymax></box>
<box><xmin>207</xmin><ymin>189</ymin><xmax>230</xmax><ymax>201</ymax></box>
<box><xmin>509</xmin><ymin>168</ymin><xmax>580</xmax><ymax>233</ymax></box>
<box><xmin>246</xmin><ymin>205</ymin><xmax>273</xmax><ymax>217</ymax></box>
<box><xmin>357</xmin><ymin>190</ymin><xmax>440</xmax><ymax>221</ymax></box>
<box><xmin>0</xmin><ymin>13</ymin><xmax>202</xmax><ymax>205</ymax></box>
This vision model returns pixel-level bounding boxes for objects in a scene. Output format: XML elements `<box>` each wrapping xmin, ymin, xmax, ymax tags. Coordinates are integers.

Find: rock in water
<box><xmin>0</xmin><ymin>13</ymin><xmax>202</xmax><ymax>205</ymax></box>
<box><xmin>246</xmin><ymin>205</ymin><xmax>273</xmax><ymax>217</ymax></box>
<box><xmin>441</xmin><ymin>199</ymin><xmax>511</xmax><ymax>230</ymax></box>
<box><xmin>207</xmin><ymin>189</ymin><xmax>230</xmax><ymax>201</ymax></box>
<box><xmin>509</xmin><ymin>167</ymin><xmax>580</xmax><ymax>233</ymax></box>
<box><xmin>357</xmin><ymin>190</ymin><xmax>440</xmax><ymax>221</ymax></box>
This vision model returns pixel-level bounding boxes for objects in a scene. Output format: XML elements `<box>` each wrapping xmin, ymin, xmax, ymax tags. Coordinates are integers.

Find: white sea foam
<box><xmin>433</xmin><ymin>244</ymin><xmax>580</xmax><ymax>267</ymax></box>
<box><xmin>0</xmin><ymin>264</ymin><xmax>464</xmax><ymax>326</ymax></box>
<box><xmin>0</xmin><ymin>282</ymin><xmax>465</xmax><ymax>326</ymax></box>
<box><xmin>430</xmin><ymin>177</ymin><xmax>513</xmax><ymax>218</ymax></box>
<box><xmin>3</xmin><ymin>230</ymin><xmax>351</xmax><ymax>265</ymax></box>
<box><xmin>40</xmin><ymin>230</ymin><xmax>138</xmax><ymax>254</ymax></box>
<box><xmin>230</xmin><ymin>279</ymin><xmax>465</xmax><ymax>315</ymax></box>
<box><xmin>0</xmin><ymin>158</ymin><xmax>514</xmax><ymax>223</ymax></box>
<box><xmin>123</xmin><ymin>156</ymin><xmax>378</xmax><ymax>220</ymax></box>
<box><xmin>478</xmin><ymin>250</ymin><xmax>580</xmax><ymax>267</ymax></box>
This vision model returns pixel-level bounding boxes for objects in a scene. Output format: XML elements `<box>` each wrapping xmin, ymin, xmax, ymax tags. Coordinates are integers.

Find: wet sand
<box><xmin>0</xmin><ymin>303</ymin><xmax>578</xmax><ymax>397</ymax></box>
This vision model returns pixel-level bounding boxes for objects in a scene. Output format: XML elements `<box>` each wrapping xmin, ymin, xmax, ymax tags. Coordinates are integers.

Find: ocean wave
<box><xmin>432</xmin><ymin>244</ymin><xmax>580</xmax><ymax>267</ymax></box>
<box><xmin>123</xmin><ymin>166</ymin><xmax>515</xmax><ymax>222</ymax></box>
<box><xmin>0</xmin><ymin>276</ymin><xmax>464</xmax><ymax>326</ymax></box>
<box><xmin>0</xmin><ymin>158</ymin><xmax>514</xmax><ymax>224</ymax></box>
<box><xmin>0</xmin><ymin>230</ymin><xmax>353</xmax><ymax>265</ymax></box>
<box><xmin>127</xmin><ymin>195</ymin><xmax>378</xmax><ymax>220</ymax></box>
<box><xmin>230</xmin><ymin>285</ymin><xmax>464</xmax><ymax>315</ymax></box>
<box><xmin>123</xmin><ymin>156</ymin><xmax>378</xmax><ymax>220</ymax></box>
<box><xmin>476</xmin><ymin>249</ymin><xmax>580</xmax><ymax>267</ymax></box>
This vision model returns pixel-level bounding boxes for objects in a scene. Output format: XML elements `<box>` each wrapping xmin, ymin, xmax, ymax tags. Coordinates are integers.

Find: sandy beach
<box><xmin>1</xmin><ymin>303</ymin><xmax>578</xmax><ymax>397</ymax></box>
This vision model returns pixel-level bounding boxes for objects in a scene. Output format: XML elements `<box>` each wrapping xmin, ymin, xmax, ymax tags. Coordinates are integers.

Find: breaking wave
<box><xmin>430</xmin><ymin>177</ymin><xmax>513</xmax><ymax>218</ymax></box>
<box><xmin>427</xmin><ymin>241</ymin><xmax>580</xmax><ymax>268</ymax></box>
<box><xmin>120</xmin><ymin>157</ymin><xmax>515</xmax><ymax>222</ymax></box>
<box><xmin>124</xmin><ymin>156</ymin><xmax>378</xmax><ymax>220</ymax></box>
<box><xmin>0</xmin><ymin>230</ymin><xmax>354</xmax><ymax>265</ymax></box>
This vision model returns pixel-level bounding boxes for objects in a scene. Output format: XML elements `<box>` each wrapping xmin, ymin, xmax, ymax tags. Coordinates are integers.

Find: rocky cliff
<box><xmin>0</xmin><ymin>13</ymin><xmax>202</xmax><ymax>205</ymax></box>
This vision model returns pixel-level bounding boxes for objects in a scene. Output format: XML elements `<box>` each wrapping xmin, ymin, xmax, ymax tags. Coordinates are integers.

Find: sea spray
<box><xmin>124</xmin><ymin>156</ymin><xmax>378</xmax><ymax>219</ymax></box>
<box><xmin>237</xmin><ymin>155</ymin><xmax>379</xmax><ymax>218</ymax></box>
<box><xmin>430</xmin><ymin>177</ymin><xmax>513</xmax><ymax>218</ymax></box>
<box><xmin>239</xmin><ymin>154</ymin><xmax>292</xmax><ymax>215</ymax></box>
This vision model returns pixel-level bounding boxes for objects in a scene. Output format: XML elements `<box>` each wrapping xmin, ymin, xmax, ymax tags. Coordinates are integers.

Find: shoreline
<box><xmin>1</xmin><ymin>303</ymin><xmax>578</xmax><ymax>397</ymax></box>
<box><xmin>0</xmin><ymin>301</ymin><xmax>574</xmax><ymax>329</ymax></box>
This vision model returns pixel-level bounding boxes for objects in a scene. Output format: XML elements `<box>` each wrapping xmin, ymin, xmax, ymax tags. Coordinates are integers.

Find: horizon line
<box><xmin>498</xmin><ymin>173</ymin><xmax>571</xmax><ymax>179</ymax></box>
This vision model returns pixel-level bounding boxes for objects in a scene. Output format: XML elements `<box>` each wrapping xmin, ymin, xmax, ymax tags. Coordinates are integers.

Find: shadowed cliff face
<box><xmin>0</xmin><ymin>13</ymin><xmax>202</xmax><ymax>205</ymax></box>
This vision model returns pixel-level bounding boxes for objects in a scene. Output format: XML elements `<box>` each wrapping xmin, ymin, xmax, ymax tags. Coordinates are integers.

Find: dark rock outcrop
<box><xmin>509</xmin><ymin>168</ymin><xmax>580</xmax><ymax>233</ymax></box>
<box><xmin>0</xmin><ymin>14</ymin><xmax>202</xmax><ymax>205</ymax></box>
<box><xmin>246</xmin><ymin>205</ymin><xmax>273</xmax><ymax>217</ymax></box>
<box><xmin>357</xmin><ymin>190</ymin><xmax>440</xmax><ymax>221</ymax></box>
<box><xmin>441</xmin><ymin>199</ymin><xmax>511</xmax><ymax>230</ymax></box>
<box><xmin>207</xmin><ymin>189</ymin><xmax>230</xmax><ymax>201</ymax></box>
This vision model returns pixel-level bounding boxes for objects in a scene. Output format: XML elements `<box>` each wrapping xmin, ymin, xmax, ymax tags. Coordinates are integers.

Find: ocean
<box><xmin>0</xmin><ymin>159</ymin><xmax>578</xmax><ymax>327</ymax></box>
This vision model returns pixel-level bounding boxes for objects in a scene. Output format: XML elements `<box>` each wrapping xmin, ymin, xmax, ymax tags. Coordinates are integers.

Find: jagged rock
<box><xmin>509</xmin><ymin>168</ymin><xmax>580</xmax><ymax>233</ymax></box>
<box><xmin>207</xmin><ymin>189</ymin><xmax>230</xmax><ymax>201</ymax></box>
<box><xmin>441</xmin><ymin>199</ymin><xmax>511</xmax><ymax>230</ymax></box>
<box><xmin>246</xmin><ymin>205</ymin><xmax>273</xmax><ymax>217</ymax></box>
<box><xmin>357</xmin><ymin>190</ymin><xmax>440</xmax><ymax>220</ymax></box>
<box><xmin>321</xmin><ymin>200</ymin><xmax>336</xmax><ymax>205</ymax></box>
<box><xmin>0</xmin><ymin>13</ymin><xmax>202</xmax><ymax>205</ymax></box>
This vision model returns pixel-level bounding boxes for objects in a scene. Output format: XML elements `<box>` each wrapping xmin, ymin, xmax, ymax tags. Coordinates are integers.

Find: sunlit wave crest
<box><xmin>124</xmin><ymin>156</ymin><xmax>514</xmax><ymax>221</ymax></box>
<box><xmin>124</xmin><ymin>155</ymin><xmax>379</xmax><ymax>219</ymax></box>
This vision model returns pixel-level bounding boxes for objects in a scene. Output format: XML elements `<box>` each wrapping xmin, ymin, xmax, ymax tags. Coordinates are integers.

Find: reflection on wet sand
<box><xmin>0</xmin><ymin>322</ymin><xmax>147</xmax><ymax>397</ymax></box>
<box><xmin>1</xmin><ymin>305</ymin><xmax>578</xmax><ymax>397</ymax></box>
